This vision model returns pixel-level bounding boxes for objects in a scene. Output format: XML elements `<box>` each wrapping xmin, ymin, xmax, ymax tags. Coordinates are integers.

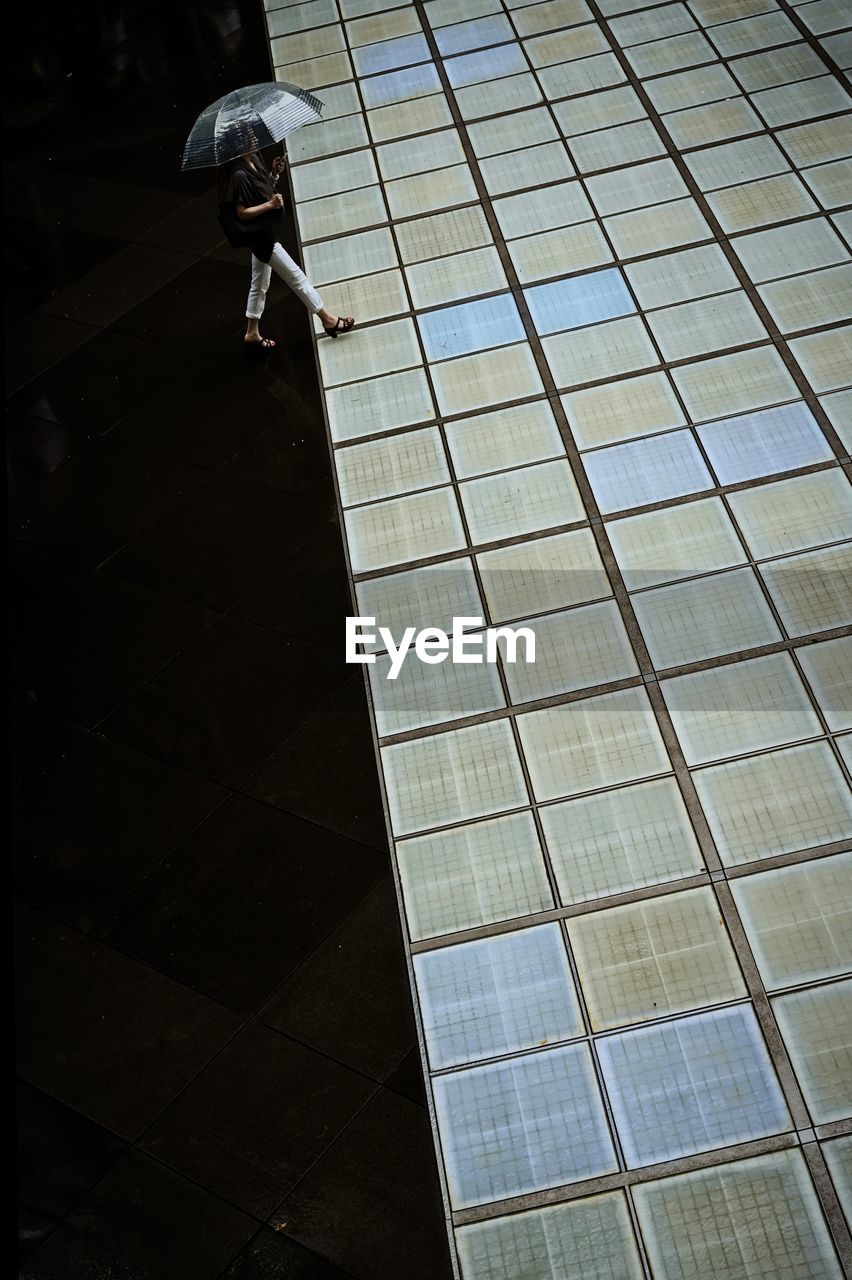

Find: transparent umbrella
<box><xmin>181</xmin><ymin>81</ymin><xmax>324</xmax><ymax>170</ymax></box>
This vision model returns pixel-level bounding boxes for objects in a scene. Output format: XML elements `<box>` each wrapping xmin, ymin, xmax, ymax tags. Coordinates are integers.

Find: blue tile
<box><xmin>525</xmin><ymin>269</ymin><xmax>635</xmax><ymax>337</ymax></box>
<box><xmin>353</xmin><ymin>34</ymin><xmax>432</xmax><ymax>77</ymax></box>
<box><xmin>697</xmin><ymin>402</ymin><xmax>834</xmax><ymax>485</ymax></box>
<box><xmin>584</xmin><ymin>430</ymin><xmax>713</xmax><ymax>513</ymax></box>
<box><xmin>419</xmin><ymin>294</ymin><xmax>526</xmax><ymax>360</ymax></box>
<box><xmin>445</xmin><ymin>43</ymin><xmax>528</xmax><ymax>88</ymax></box>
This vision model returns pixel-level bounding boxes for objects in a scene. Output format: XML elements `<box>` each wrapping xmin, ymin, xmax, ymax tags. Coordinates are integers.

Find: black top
<box><xmin>227</xmin><ymin>153</ymin><xmax>282</xmax><ymax>261</ymax></box>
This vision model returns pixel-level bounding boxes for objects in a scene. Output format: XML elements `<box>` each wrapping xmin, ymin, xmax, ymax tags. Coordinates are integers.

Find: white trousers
<box><xmin>245</xmin><ymin>244</ymin><xmax>323</xmax><ymax>319</ymax></box>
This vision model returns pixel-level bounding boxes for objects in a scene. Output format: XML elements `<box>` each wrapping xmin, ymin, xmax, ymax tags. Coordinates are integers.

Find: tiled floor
<box><xmin>267</xmin><ymin>0</ymin><xmax>852</xmax><ymax>1275</ymax></box>
<box><xmin>10</xmin><ymin>3</ymin><xmax>452</xmax><ymax>1278</ymax></box>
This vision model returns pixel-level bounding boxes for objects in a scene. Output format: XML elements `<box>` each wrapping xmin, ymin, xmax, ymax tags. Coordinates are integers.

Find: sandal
<box><xmin>244</xmin><ymin>336</ymin><xmax>276</xmax><ymax>355</ymax></box>
<box><xmin>323</xmin><ymin>316</ymin><xmax>355</xmax><ymax>339</ymax></box>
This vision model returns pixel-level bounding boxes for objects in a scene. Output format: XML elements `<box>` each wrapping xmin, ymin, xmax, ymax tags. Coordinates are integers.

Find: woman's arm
<box><xmin>237</xmin><ymin>193</ymin><xmax>284</xmax><ymax>220</ymax></box>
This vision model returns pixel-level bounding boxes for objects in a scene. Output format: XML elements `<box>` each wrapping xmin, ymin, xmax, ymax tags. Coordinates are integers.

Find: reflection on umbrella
<box><xmin>181</xmin><ymin>81</ymin><xmax>323</xmax><ymax>170</ymax></box>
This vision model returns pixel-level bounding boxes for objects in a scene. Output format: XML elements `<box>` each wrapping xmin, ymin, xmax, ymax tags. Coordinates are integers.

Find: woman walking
<box><xmin>221</xmin><ymin>149</ymin><xmax>354</xmax><ymax>354</ymax></box>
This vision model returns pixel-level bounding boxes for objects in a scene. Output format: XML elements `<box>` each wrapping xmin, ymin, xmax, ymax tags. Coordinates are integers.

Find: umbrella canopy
<box><xmin>181</xmin><ymin>81</ymin><xmax>323</xmax><ymax>170</ymax></box>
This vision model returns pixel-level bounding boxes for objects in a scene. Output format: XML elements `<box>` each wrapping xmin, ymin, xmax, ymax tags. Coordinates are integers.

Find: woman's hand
<box><xmin>272</xmin><ymin>156</ymin><xmax>286</xmax><ymax>176</ymax></box>
<box><xmin>270</xmin><ymin>193</ymin><xmax>284</xmax><ymax>209</ymax></box>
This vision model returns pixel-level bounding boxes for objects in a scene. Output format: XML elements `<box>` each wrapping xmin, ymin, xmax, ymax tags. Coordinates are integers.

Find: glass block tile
<box><xmin>733</xmin><ymin>42</ymin><xmax>827</xmax><ymax>92</ymax></box>
<box><xmin>633</xmin><ymin>1150</ymin><xmax>843</xmax><ymax>1280</ymax></box>
<box><xmin>511</xmin><ymin>0</ymin><xmax>593</xmax><ymax>37</ymax></box>
<box><xmin>395</xmin><ymin>206</ymin><xmax>492</xmax><ymax>265</ymax></box>
<box><xmin>351</xmin><ymin>33</ymin><xmax>431</xmax><ymax>77</ymax></box>
<box><xmin>396</xmin><ymin>810</ymin><xmax>553</xmax><ymax>940</ymax></box>
<box><xmin>731</xmin><ymin>853</ymin><xmax>852</xmax><ymax>989</ymax></box>
<box><xmin>773</xmin><ymin>980</ymin><xmax>852</xmax><ymax>1125</ymax></box>
<box><xmin>460</xmin><ymin>458</ymin><xmax>585</xmax><ymax>545</ymax></box>
<box><xmin>672</xmin><ymin>347</ymin><xmax>798</xmax><ymax>422</ymax></box>
<box><xmin>610</xmin><ymin>3</ymin><xmax>697</xmax><ymax>46</ymax></box>
<box><xmin>633</xmin><ymin>567</ymin><xmax>781</xmax><ymax>668</ymax></box>
<box><xmin>382</xmin><ymin>718</ymin><xmax>528</xmax><ymax>836</ymax></box>
<box><xmin>445</xmin><ymin>400</ymin><xmax>565</xmax><ymax>480</ymax></box>
<box><xmin>608</xmin><ymin>497</ymin><xmax>747</xmax><ymax>590</ymax></box>
<box><xmin>455</xmin><ymin>1191</ymin><xmax>644</xmax><ymax>1280</ymax></box>
<box><xmin>779</xmin><ymin>116</ymin><xmax>852</xmax><ymax>168</ymax></box>
<box><xmin>564</xmin><ymin>372</ymin><xmax>685</xmax><ymax>450</ymax></box>
<box><xmin>598</xmin><ymin>1005</ymin><xmax>790</xmax><ymax>1167</ymax></box>
<box><xmin>434</xmin><ymin>13</ymin><xmax>515</xmax><ymax>56</ymax></box>
<box><xmin>270</xmin><ymin>25</ymin><xmax>345</xmax><ymax>65</ymax></box>
<box><xmin>695</xmin><ymin>741</ymin><xmax>852</xmax><ymax>864</ymax></box>
<box><xmin>290</xmin><ymin>112</ymin><xmax>369</xmax><ymax>164</ymax></box>
<box><xmin>360</xmin><ymin>62</ymin><xmax>443</xmax><ymax>110</ymax></box>
<box><xmin>644</xmin><ymin>64</ymin><xmax>740</xmax><ymax>114</ymax></box>
<box><xmin>689</xmin><ymin>0</ymin><xmax>775</xmax><ymax>24</ymax></box>
<box><xmin>761</xmin><ymin>543</ymin><xmax>852</xmax><ymax>637</ymax></box>
<box><xmin>648</xmin><ymin>291</ymin><xmax>767</xmax><ymax>362</ymax></box>
<box><xmin>526</xmin><ymin>269</ymin><xmax>635</xmax><ymax>337</ymax></box>
<box><xmin>832</xmin><ymin>210</ymin><xmax>852</xmax><ymax>256</ymax></box>
<box><xmin>820</xmin><ymin>388</ymin><xmax>852</xmax><ymax>453</ymax></box>
<box><xmin>433</xmin><ymin>1043</ymin><xmax>616</xmax><ymax>1208</ymax></box>
<box><xmin>686</xmin><ymin>136</ymin><xmax>791</xmax><ymax>193</ymax></box>
<box><xmin>419</xmin><ymin>295</ymin><xmax>525</xmax><ymax>361</ymax></box>
<box><xmin>274</xmin><ymin>51</ymin><xmax>354</xmax><ymax>92</ymax></box>
<box><xmin>414</xmin><ymin>923</ymin><xmax>582</xmax><ymax>1069</ymax></box>
<box><xmin>553</xmin><ymin>85</ymin><xmax>645</xmax><ymax>136</ymax></box>
<box><xmin>734</xmin><ymin>220</ymin><xmax>848</xmax><ymax>285</ymax></box>
<box><xmin>570</xmin><ymin>887</ymin><xmax>745</xmax><ymax>1030</ymax></box>
<box><xmin>587</xmin><ymin>158</ymin><xmax>688</xmax><ymax>217</ymax></box>
<box><xmin>355</xmin><ymin>559</ymin><xmax>483</xmax><ymax>654</ymax></box>
<box><xmin>727</xmin><ymin>470</ymin><xmax>852</xmax><ymax>560</ymax></box>
<box><xmin>432</xmin><ymin>342</ymin><xmax>546</xmax><ymax>416</ymax></box>
<box><xmin>707</xmin><ymin>10</ymin><xmax>797</xmax><ymax>58</ymax></box>
<box><xmin>385</xmin><ymin>163</ymin><xmax>479</xmax><ymax>220</ymax></box>
<box><xmin>543</xmin><ymin>316</ymin><xmax>658</xmax><ymax>391</ymax></box>
<box><xmin>627</xmin><ymin>30</ymin><xmax>715</xmax><ymax>78</ymax></box>
<box><xmin>376</xmin><ymin>128</ymin><xmax>465</xmax><ymax>180</ymax></box>
<box><xmin>303</xmin><ymin>228</ymin><xmax>398</xmax><ymax>287</ymax></box>
<box><xmin>367</xmin><ymin>92</ymin><xmax>454</xmax><ymax>142</ymax></box>
<box><xmin>542</xmin><ymin>776</ymin><xmax>704</xmax><ymax>905</ymax></box>
<box><xmin>625</xmin><ymin>244</ymin><xmax>739</xmax><ymax>310</ymax></box>
<box><xmin>823</xmin><ymin>1137</ymin><xmax>852</xmax><ymax>1225</ymax></box>
<box><xmin>798</xmin><ymin>0</ymin><xmax>852</xmax><ymax>35</ymax></box>
<box><xmin>297</xmin><ymin>184</ymin><xmax>387</xmax><ymax>241</ymax></box>
<box><xmin>567</xmin><ymin>120</ymin><xmax>665</xmax><ymax>173</ymax></box>
<box><xmin>326</xmin><ymin>368</ymin><xmax>435</xmax><ymax>442</ymax></box>
<box><xmin>369</xmin><ymin>633</ymin><xmax>505</xmax><ymax>735</ymax></box>
<box><xmin>584</xmin><ymin>430</ymin><xmax>713</xmax><ymax>515</ymax></box>
<box><xmin>518</xmin><ymin>686</ymin><xmax>670</xmax><ymax>802</ymax></box>
<box><xmin>760</xmin><ymin>264</ymin><xmax>852</xmax><ymax>334</ymax></box>
<box><xmin>267</xmin><ymin>0</ymin><xmax>339</xmax><ymax>38</ymax></box>
<box><xmin>790</xmin><ymin>326</ymin><xmax>852</xmax><ymax>394</ymax></box>
<box><xmin>708</xmin><ymin>174</ymin><xmax>818</xmax><ymax>234</ymax></box>
<box><xmin>753</xmin><ymin>77</ymin><xmax>852</xmax><ymax>130</ymax></box>
<box><xmin>477</xmin><ymin>527</ymin><xmax>610</xmax><ymax>623</ymax></box>
<box><xmin>426</xmin><ymin>0</ymin><xmax>502</xmax><ymax>25</ymax></box>
<box><xmin>454</xmin><ymin>72</ymin><xmax>544</xmax><ymax>120</ymax></box>
<box><xmin>509</xmin><ymin>222</ymin><xmax>613</xmax><ymax>283</ymax></box>
<box><xmin>537</xmin><ymin>52</ymin><xmax>626</xmax><ymax>100</ymax></box>
<box><xmin>467</xmin><ymin>107</ymin><xmax>558</xmax><ymax>158</ymax></box>
<box><xmin>605</xmin><ymin>198</ymin><xmax>713</xmax><ymax>258</ymax></box>
<box><xmin>346</xmin><ymin>7</ymin><xmax>422</xmax><ymax>47</ymax></box>
<box><xmin>801</xmin><ymin>159</ymin><xmax>852</xmax><ymax>211</ymax></box>
<box><xmin>799</xmin><ymin>636</ymin><xmax>852</xmax><ymax>731</ymax></box>
<box><xmin>445</xmin><ymin>42</ymin><xmax>528</xmax><ymax>88</ymax></box>
<box><xmin>501</xmin><ymin>599</ymin><xmax>639</xmax><ymax>703</ymax></box>
<box><xmin>344</xmin><ymin>485</ymin><xmax>465</xmax><ymax>572</ymax></box>
<box><xmin>697</xmin><ymin>403</ymin><xmax>834</xmax><ymax>485</ymax></box>
<box><xmin>291</xmin><ymin>149</ymin><xmax>378</xmax><ymax>202</ymax></box>
<box><xmin>406</xmin><ymin>246</ymin><xmax>508</xmax><ymax>310</ymax></box>
<box><xmin>479</xmin><ymin>142</ymin><xmax>575</xmax><ymax>198</ymax></box>
<box><xmin>337</xmin><ymin>428</ymin><xmax>449</xmax><ymax>507</ymax></box>
<box><xmin>311</xmin><ymin>268</ymin><xmax>408</xmax><ymax>328</ymax></box>
<box><xmin>525</xmin><ymin>26</ymin><xmax>609</xmax><ymax>69</ymax></box>
<box><xmin>663</xmin><ymin>97</ymin><xmax>763</xmax><ymax>149</ymax></box>
<box><xmin>319</xmin><ymin>317</ymin><xmax>421</xmax><ymax>387</ymax></box>
<box><xmin>293</xmin><ymin>79</ymin><xmax>361</xmax><ymax>122</ymax></box>
<box><xmin>662</xmin><ymin>653</ymin><xmax>823</xmax><ymax>765</ymax></box>
<box><xmin>494</xmin><ymin>181</ymin><xmax>594</xmax><ymax>240</ymax></box>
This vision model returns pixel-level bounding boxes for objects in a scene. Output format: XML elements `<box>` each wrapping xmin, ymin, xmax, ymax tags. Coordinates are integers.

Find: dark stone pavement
<box><xmin>8</xmin><ymin>4</ymin><xmax>453</xmax><ymax>1277</ymax></box>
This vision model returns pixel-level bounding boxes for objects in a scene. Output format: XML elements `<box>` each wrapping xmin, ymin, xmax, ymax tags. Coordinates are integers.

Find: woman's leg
<box><xmin>267</xmin><ymin>243</ymin><xmax>352</xmax><ymax>331</ymax></box>
<box><xmin>245</xmin><ymin>254</ymin><xmax>273</xmax><ymax>344</ymax></box>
